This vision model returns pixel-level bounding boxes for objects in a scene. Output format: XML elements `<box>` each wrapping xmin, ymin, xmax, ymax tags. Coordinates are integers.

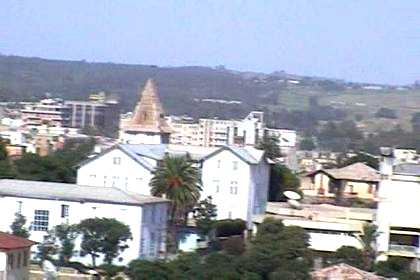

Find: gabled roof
<box><xmin>309</xmin><ymin>162</ymin><xmax>379</xmax><ymax>182</ymax></box>
<box><xmin>311</xmin><ymin>263</ymin><xmax>388</xmax><ymax>280</ymax></box>
<box><xmin>201</xmin><ymin>145</ymin><xmax>265</xmax><ymax>165</ymax></box>
<box><xmin>0</xmin><ymin>232</ymin><xmax>36</xmax><ymax>251</ymax></box>
<box><xmin>0</xmin><ymin>179</ymin><xmax>168</xmax><ymax>206</ymax></box>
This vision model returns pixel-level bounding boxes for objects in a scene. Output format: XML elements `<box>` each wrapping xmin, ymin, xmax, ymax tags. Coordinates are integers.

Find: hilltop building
<box><xmin>119</xmin><ymin>79</ymin><xmax>172</xmax><ymax>144</ymax></box>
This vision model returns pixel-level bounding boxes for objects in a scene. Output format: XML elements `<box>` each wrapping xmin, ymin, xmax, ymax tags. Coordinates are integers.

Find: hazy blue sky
<box><xmin>1</xmin><ymin>1</ymin><xmax>419</xmax><ymax>84</ymax></box>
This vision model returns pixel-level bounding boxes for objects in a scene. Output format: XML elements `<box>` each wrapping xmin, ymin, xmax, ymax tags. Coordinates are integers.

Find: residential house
<box><xmin>0</xmin><ymin>180</ymin><xmax>169</xmax><ymax>265</ymax></box>
<box><xmin>303</xmin><ymin>163</ymin><xmax>380</xmax><ymax>201</ymax></box>
<box><xmin>0</xmin><ymin>232</ymin><xmax>36</xmax><ymax>280</ymax></box>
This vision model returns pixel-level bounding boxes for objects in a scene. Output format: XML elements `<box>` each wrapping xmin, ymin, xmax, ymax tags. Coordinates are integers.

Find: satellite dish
<box><xmin>283</xmin><ymin>191</ymin><xmax>303</xmax><ymax>209</ymax></box>
<box><xmin>283</xmin><ymin>191</ymin><xmax>301</xmax><ymax>200</ymax></box>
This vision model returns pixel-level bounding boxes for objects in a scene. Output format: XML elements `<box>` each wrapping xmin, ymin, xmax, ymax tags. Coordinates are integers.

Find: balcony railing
<box><xmin>389</xmin><ymin>244</ymin><xmax>419</xmax><ymax>255</ymax></box>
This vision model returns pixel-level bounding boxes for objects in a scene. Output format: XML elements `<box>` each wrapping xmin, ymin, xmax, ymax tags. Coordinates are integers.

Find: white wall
<box><xmin>0</xmin><ymin>196</ymin><xmax>167</xmax><ymax>265</ymax></box>
<box><xmin>77</xmin><ymin>148</ymin><xmax>155</xmax><ymax>195</ymax></box>
<box><xmin>120</xmin><ymin>132</ymin><xmax>163</xmax><ymax>145</ymax></box>
<box><xmin>201</xmin><ymin>149</ymin><xmax>269</xmax><ymax>229</ymax></box>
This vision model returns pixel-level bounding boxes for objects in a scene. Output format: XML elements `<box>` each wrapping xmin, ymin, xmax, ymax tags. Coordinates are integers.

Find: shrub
<box><xmin>215</xmin><ymin>219</ymin><xmax>246</xmax><ymax>237</ymax></box>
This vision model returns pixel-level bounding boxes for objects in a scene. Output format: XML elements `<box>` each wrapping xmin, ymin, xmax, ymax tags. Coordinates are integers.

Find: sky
<box><xmin>0</xmin><ymin>1</ymin><xmax>419</xmax><ymax>85</ymax></box>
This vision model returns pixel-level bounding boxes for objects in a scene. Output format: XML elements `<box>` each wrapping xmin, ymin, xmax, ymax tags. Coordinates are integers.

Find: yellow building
<box><xmin>302</xmin><ymin>162</ymin><xmax>380</xmax><ymax>201</ymax></box>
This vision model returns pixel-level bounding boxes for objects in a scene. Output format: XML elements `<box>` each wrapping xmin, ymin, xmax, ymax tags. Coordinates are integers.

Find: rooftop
<box><xmin>0</xmin><ymin>179</ymin><xmax>168</xmax><ymax>206</ymax></box>
<box><xmin>119</xmin><ymin>144</ymin><xmax>265</xmax><ymax>165</ymax></box>
<box><xmin>310</xmin><ymin>162</ymin><xmax>380</xmax><ymax>182</ymax></box>
<box><xmin>0</xmin><ymin>232</ymin><xmax>36</xmax><ymax>251</ymax></box>
<box><xmin>312</xmin><ymin>263</ymin><xmax>388</xmax><ymax>280</ymax></box>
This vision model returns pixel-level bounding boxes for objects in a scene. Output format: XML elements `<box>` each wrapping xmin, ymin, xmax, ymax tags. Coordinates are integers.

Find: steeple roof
<box><xmin>125</xmin><ymin>79</ymin><xmax>172</xmax><ymax>134</ymax></box>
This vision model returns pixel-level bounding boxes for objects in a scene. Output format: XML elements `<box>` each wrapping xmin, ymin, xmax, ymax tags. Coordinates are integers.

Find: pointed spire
<box><xmin>125</xmin><ymin>79</ymin><xmax>172</xmax><ymax>134</ymax></box>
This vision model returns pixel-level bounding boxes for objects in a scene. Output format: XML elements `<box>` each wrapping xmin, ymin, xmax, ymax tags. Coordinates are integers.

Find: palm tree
<box><xmin>150</xmin><ymin>155</ymin><xmax>202</xmax><ymax>252</ymax></box>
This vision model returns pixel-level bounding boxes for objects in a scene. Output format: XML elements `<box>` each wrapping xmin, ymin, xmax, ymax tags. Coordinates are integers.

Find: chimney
<box><xmin>379</xmin><ymin>147</ymin><xmax>394</xmax><ymax>178</ymax></box>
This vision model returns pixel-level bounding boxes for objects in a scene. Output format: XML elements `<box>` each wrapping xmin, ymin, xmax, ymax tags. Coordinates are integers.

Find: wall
<box><xmin>201</xmin><ymin>150</ymin><xmax>251</xmax><ymax>224</ymax></box>
<box><xmin>119</xmin><ymin>131</ymin><xmax>163</xmax><ymax>145</ymax></box>
<box><xmin>77</xmin><ymin>148</ymin><xmax>155</xmax><ymax>195</ymax></box>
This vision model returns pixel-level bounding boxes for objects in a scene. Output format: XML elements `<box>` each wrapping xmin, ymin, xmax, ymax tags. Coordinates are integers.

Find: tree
<box><xmin>338</xmin><ymin>153</ymin><xmax>379</xmax><ymax>170</ymax></box>
<box><xmin>375</xmin><ymin>257</ymin><xmax>420</xmax><ymax>280</ymax></box>
<box><xmin>299</xmin><ymin>137</ymin><xmax>315</xmax><ymax>151</ymax></box>
<box><xmin>375</xmin><ymin>108</ymin><xmax>397</xmax><ymax>119</ymax></box>
<box><xmin>10</xmin><ymin>213</ymin><xmax>29</xmax><ymax>238</ymax></box>
<box><xmin>150</xmin><ymin>155</ymin><xmax>201</xmax><ymax>252</ymax></box>
<box><xmin>256</xmin><ymin>135</ymin><xmax>281</xmax><ymax>160</ymax></box>
<box><xmin>332</xmin><ymin>246</ymin><xmax>364</xmax><ymax>269</ymax></box>
<box><xmin>127</xmin><ymin>260</ymin><xmax>171</xmax><ymax>280</ymax></box>
<box><xmin>193</xmin><ymin>196</ymin><xmax>217</xmax><ymax>239</ymax></box>
<box><xmin>268</xmin><ymin>164</ymin><xmax>300</xmax><ymax>201</ymax></box>
<box><xmin>243</xmin><ymin>218</ymin><xmax>312</xmax><ymax>279</ymax></box>
<box><xmin>52</xmin><ymin>224</ymin><xmax>79</xmax><ymax>264</ymax></box>
<box><xmin>78</xmin><ymin>218</ymin><xmax>132</xmax><ymax>266</ymax></box>
<box><xmin>359</xmin><ymin>223</ymin><xmax>378</xmax><ymax>271</ymax></box>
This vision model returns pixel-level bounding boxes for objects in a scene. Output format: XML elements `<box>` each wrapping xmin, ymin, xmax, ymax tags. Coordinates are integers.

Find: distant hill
<box><xmin>0</xmin><ymin>55</ymin><xmax>419</xmax><ymax>130</ymax></box>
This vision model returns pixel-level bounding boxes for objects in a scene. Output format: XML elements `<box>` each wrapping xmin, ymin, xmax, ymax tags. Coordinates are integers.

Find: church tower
<box><xmin>120</xmin><ymin>79</ymin><xmax>172</xmax><ymax>144</ymax></box>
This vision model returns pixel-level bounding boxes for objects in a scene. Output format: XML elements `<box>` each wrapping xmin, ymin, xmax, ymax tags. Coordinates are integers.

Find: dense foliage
<box><xmin>127</xmin><ymin>218</ymin><xmax>312</xmax><ymax>280</ymax></box>
<box><xmin>193</xmin><ymin>196</ymin><xmax>218</xmax><ymax>239</ymax></box>
<box><xmin>268</xmin><ymin>164</ymin><xmax>300</xmax><ymax>201</ymax></box>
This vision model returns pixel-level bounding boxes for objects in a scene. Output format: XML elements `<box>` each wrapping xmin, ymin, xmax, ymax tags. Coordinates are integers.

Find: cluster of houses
<box><xmin>0</xmin><ymin>79</ymin><xmax>419</xmax><ymax>278</ymax></box>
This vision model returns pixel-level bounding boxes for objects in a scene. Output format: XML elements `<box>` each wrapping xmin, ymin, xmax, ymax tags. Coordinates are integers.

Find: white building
<box><xmin>376</xmin><ymin>148</ymin><xmax>420</xmax><ymax>269</ymax></box>
<box><xmin>0</xmin><ymin>180</ymin><xmax>169</xmax><ymax>265</ymax></box>
<box><xmin>77</xmin><ymin>144</ymin><xmax>270</xmax><ymax>229</ymax></box>
<box><xmin>166</xmin><ymin>111</ymin><xmax>265</xmax><ymax>148</ymax></box>
<box><xmin>253</xmin><ymin>202</ymin><xmax>375</xmax><ymax>267</ymax></box>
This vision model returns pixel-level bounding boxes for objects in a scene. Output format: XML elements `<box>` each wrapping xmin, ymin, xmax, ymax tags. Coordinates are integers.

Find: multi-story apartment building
<box><xmin>65</xmin><ymin>92</ymin><xmax>120</xmax><ymax>136</ymax></box>
<box><xmin>21</xmin><ymin>99</ymin><xmax>70</xmax><ymax>128</ymax></box>
<box><xmin>376</xmin><ymin>147</ymin><xmax>420</xmax><ymax>270</ymax></box>
<box><xmin>167</xmin><ymin>111</ymin><xmax>267</xmax><ymax>148</ymax></box>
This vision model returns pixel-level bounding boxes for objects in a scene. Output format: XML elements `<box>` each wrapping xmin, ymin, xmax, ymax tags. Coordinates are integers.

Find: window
<box><xmin>23</xmin><ymin>251</ymin><xmax>28</xmax><ymax>267</ymax></box>
<box><xmin>113</xmin><ymin>157</ymin><xmax>121</xmax><ymax>165</ymax></box>
<box><xmin>228</xmin><ymin>211</ymin><xmax>232</xmax><ymax>219</ymax></box>
<box><xmin>33</xmin><ymin>210</ymin><xmax>49</xmax><ymax>231</ymax></box>
<box><xmin>17</xmin><ymin>252</ymin><xmax>22</xmax><ymax>268</ymax></box>
<box><xmin>368</xmin><ymin>184</ymin><xmax>373</xmax><ymax>194</ymax></box>
<box><xmin>149</xmin><ymin>233</ymin><xmax>156</xmax><ymax>257</ymax></box>
<box><xmin>233</xmin><ymin>161</ymin><xmax>238</xmax><ymax>170</ymax></box>
<box><xmin>213</xmin><ymin>180</ymin><xmax>220</xmax><ymax>193</ymax></box>
<box><xmin>61</xmin><ymin>205</ymin><xmax>69</xmax><ymax>218</ymax></box>
<box><xmin>230</xmin><ymin>181</ymin><xmax>238</xmax><ymax>195</ymax></box>
<box><xmin>8</xmin><ymin>253</ymin><xmax>14</xmax><ymax>269</ymax></box>
<box><xmin>140</xmin><ymin>238</ymin><xmax>146</xmax><ymax>257</ymax></box>
<box><xmin>217</xmin><ymin>160</ymin><xmax>221</xmax><ymax>168</ymax></box>
<box><xmin>89</xmin><ymin>174</ymin><xmax>96</xmax><ymax>180</ymax></box>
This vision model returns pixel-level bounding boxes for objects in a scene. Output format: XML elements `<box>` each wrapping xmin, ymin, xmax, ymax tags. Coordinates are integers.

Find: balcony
<box><xmin>389</xmin><ymin>244</ymin><xmax>420</xmax><ymax>257</ymax></box>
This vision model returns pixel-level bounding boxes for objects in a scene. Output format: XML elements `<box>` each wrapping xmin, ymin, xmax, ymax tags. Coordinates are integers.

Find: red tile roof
<box><xmin>0</xmin><ymin>232</ymin><xmax>36</xmax><ymax>251</ymax></box>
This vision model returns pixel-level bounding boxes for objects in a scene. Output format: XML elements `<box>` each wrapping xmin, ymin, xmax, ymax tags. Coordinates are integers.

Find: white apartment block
<box><xmin>77</xmin><ymin>144</ymin><xmax>270</xmax><ymax>229</ymax></box>
<box><xmin>376</xmin><ymin>147</ymin><xmax>420</xmax><ymax>270</ymax></box>
<box><xmin>166</xmin><ymin>111</ymin><xmax>265</xmax><ymax>148</ymax></box>
<box><xmin>0</xmin><ymin>180</ymin><xmax>169</xmax><ymax>265</ymax></box>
